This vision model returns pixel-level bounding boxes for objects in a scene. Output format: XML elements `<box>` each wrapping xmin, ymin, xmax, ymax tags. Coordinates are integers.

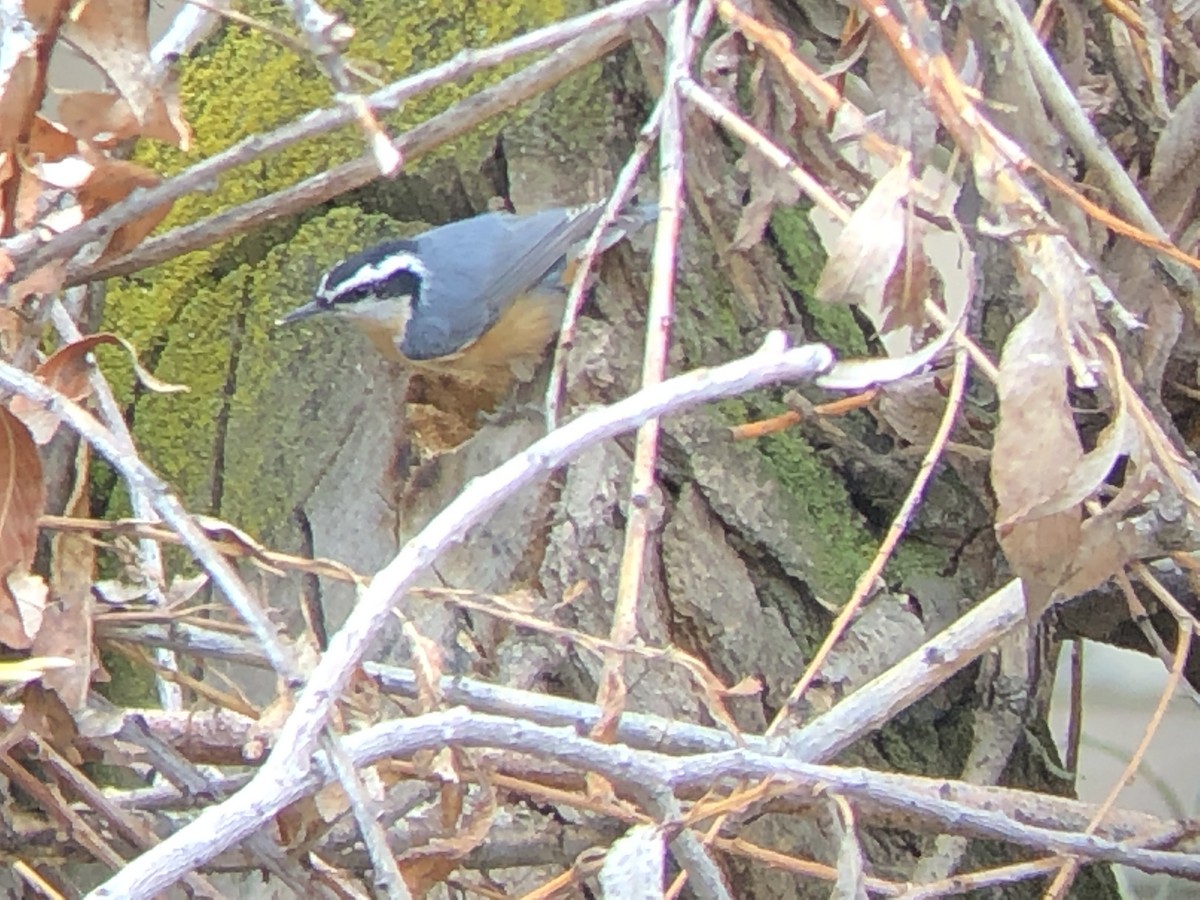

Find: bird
<box><xmin>277</xmin><ymin>201</ymin><xmax>658</xmax><ymax>384</ymax></box>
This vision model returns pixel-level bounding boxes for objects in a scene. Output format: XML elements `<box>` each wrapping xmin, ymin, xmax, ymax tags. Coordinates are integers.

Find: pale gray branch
<box><xmin>86</xmin><ymin>335</ymin><xmax>835</xmax><ymax>898</ymax></box>
<box><xmin>1</xmin><ymin>0</ymin><xmax>670</xmax><ymax>285</ymax></box>
<box><xmin>64</xmin><ymin>24</ymin><xmax>633</xmax><ymax>286</ymax></box>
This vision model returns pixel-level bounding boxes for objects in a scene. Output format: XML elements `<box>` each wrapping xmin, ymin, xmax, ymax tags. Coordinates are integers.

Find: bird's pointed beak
<box><xmin>276</xmin><ymin>300</ymin><xmax>324</xmax><ymax>327</ymax></box>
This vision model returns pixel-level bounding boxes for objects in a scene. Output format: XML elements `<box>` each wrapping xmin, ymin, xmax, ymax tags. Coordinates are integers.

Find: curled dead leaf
<box><xmin>1</xmin><ymin>571</ymin><xmax>48</xmax><ymax>649</ymax></box>
<box><xmin>880</xmin><ymin>242</ymin><xmax>939</xmax><ymax>334</ymax></box>
<box><xmin>62</xmin><ymin>0</ymin><xmax>190</xmax><ymax>149</ymax></box>
<box><xmin>0</xmin><ymin>406</ymin><xmax>45</xmax><ymax>578</ymax></box>
<box><xmin>991</xmin><ymin>295</ymin><xmax>1083</xmax><ymax>615</ymax></box>
<box><xmin>11</xmin><ymin>332</ymin><xmax>186</xmax><ymax>444</ymax></box>
<box><xmin>815</xmin><ymin>160</ymin><xmax>911</xmax><ymax>309</ymax></box>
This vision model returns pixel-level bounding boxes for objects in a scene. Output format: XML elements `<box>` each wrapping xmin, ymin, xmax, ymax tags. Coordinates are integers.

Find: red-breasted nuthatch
<box><xmin>277</xmin><ymin>201</ymin><xmax>658</xmax><ymax>382</ymax></box>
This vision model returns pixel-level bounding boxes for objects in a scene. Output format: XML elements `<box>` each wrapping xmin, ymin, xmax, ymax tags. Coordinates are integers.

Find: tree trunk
<box><xmin>90</xmin><ymin>2</ymin><xmax>1120</xmax><ymax>896</ymax></box>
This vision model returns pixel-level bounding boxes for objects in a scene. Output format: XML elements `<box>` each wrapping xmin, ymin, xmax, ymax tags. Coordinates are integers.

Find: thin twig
<box><xmin>86</xmin><ymin>335</ymin><xmax>835</xmax><ymax>898</ymax></box>
<box><xmin>544</xmin><ymin>99</ymin><xmax>664</xmax><ymax>429</ymax></box>
<box><xmin>319</xmin><ymin>733</ymin><xmax>412</xmax><ymax>900</ymax></box>
<box><xmin>39</xmin><ymin>513</ymin><xmax>365</xmax><ymax>584</ymax></box>
<box><xmin>87</xmin><ymin>707</ymin><xmax>1200</xmax><ymax>900</ymax></box>
<box><xmin>48</xmin><ymin>297</ymin><xmax>181</xmax><ymax>711</ymax></box>
<box><xmin>593</xmin><ymin>0</ymin><xmax>692</xmax><ymax>744</ymax></box>
<box><xmin>0</xmin><ymin>359</ymin><xmax>298</xmax><ymax>680</ymax></box>
<box><xmin>993</xmin><ymin>0</ymin><xmax>1190</xmax><ymax>270</ymax></box>
<box><xmin>898</xmin><ymin>857</ymin><xmax>1086</xmax><ymax>898</ymax></box>
<box><xmin>767</xmin><ymin>348</ymin><xmax>970</xmax><ymax>735</ymax></box>
<box><xmin>5</xmin><ymin>348</ymin><xmax>393</xmax><ymax>892</ymax></box>
<box><xmin>676</xmin><ymin>73</ymin><xmax>1003</xmax><ymax>388</ymax></box>
<box><xmin>783</xmin><ymin>578</ymin><xmax>1027</xmax><ymax>760</ymax></box>
<box><xmin>65</xmin><ymin>26</ymin><xmax>633</xmax><ymax>286</ymax></box>
<box><xmin>1065</xmin><ymin>638</ymin><xmax>1083</xmax><ymax>774</ymax></box>
<box><xmin>280</xmin><ymin>0</ymin><xmax>401</xmax><ymax>175</ymax></box>
<box><xmin>679</xmin><ymin>78</ymin><xmax>849</xmax><ymax>223</ymax></box>
<box><xmin>1043</xmin><ymin>612</ymin><xmax>1193</xmax><ymax>897</ymax></box>
<box><xmin>182</xmin><ymin>0</ymin><xmax>384</xmax><ymax>87</ymax></box>
<box><xmin>153</xmin><ymin>0</ymin><xmax>230</xmax><ymax>72</ymax></box>
<box><xmin>2</xmin><ymin>0</ymin><xmax>670</xmax><ymax>285</ymax></box>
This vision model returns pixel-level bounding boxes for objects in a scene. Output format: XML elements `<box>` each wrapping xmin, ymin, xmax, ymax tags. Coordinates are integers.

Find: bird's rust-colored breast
<box><xmin>353</xmin><ymin>291</ymin><xmax>564</xmax><ymax>384</ymax></box>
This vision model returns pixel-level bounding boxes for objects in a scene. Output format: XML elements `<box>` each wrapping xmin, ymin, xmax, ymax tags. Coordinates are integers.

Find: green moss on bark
<box><xmin>99</xmin><ymin>0</ymin><xmax>581</xmax><ymax>531</ymax></box>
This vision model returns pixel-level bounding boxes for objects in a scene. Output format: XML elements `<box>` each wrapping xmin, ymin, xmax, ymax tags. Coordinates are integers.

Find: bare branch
<box><xmin>0</xmin><ymin>358</ymin><xmax>299</xmax><ymax>679</ymax></box>
<box><xmin>86</xmin><ymin>707</ymin><xmax>1200</xmax><ymax>900</ymax></box>
<box><xmin>86</xmin><ymin>335</ymin><xmax>835</xmax><ymax>898</ymax></box>
<box><xmin>2</xmin><ymin>0</ymin><xmax>670</xmax><ymax>286</ymax></box>
<box><xmin>65</xmin><ymin>24</ymin><xmax>634</xmax><ymax>285</ymax></box>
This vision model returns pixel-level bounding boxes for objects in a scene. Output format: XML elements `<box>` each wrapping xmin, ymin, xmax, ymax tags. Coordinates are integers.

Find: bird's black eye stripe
<box><xmin>331</xmin><ymin>285</ymin><xmax>377</xmax><ymax>306</ymax></box>
<box><xmin>313</xmin><ymin>238</ymin><xmax>425</xmax><ymax>315</ymax></box>
<box><xmin>322</xmin><ymin>268</ymin><xmax>421</xmax><ymax>306</ymax></box>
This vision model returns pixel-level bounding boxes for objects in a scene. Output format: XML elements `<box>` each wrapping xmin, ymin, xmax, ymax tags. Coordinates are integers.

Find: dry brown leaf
<box><xmin>312</xmin><ymin>758</ymin><xmax>384</xmax><ymax>823</ymax></box>
<box><xmin>875</xmin><ymin>372</ymin><xmax>948</xmax><ymax>446</ymax></box>
<box><xmin>0</xmin><ymin>1</ymin><xmax>73</xmax><ymax>158</ymax></box>
<box><xmin>33</xmin><ymin>442</ymin><xmax>95</xmax><ymax>709</ymax></box>
<box><xmin>0</xmin><ymin>7</ymin><xmax>78</xmax><ymax>234</ymax></box>
<box><xmin>53</xmin><ymin>89</ymin><xmax>185</xmax><ymax>147</ymax></box>
<box><xmin>275</xmin><ymin>795</ymin><xmax>328</xmax><ymax>852</ymax></box>
<box><xmin>815</xmin><ymin>160</ymin><xmax>910</xmax><ymax>309</ymax></box>
<box><xmin>991</xmin><ymin>295</ymin><xmax>1083</xmax><ymax>616</ymax></box>
<box><xmin>879</xmin><ymin>242</ymin><xmax>937</xmax><ymax>334</ymax></box>
<box><xmin>668</xmin><ymin>648</ymin><xmax>743</xmax><ymax>737</ymax></box>
<box><xmin>0</xmin><ymin>405</ymin><xmax>45</xmax><ymax>580</ymax></box>
<box><xmin>11</xmin><ymin>344</ymin><xmax>98</xmax><ymax>445</ymax></box>
<box><xmin>400</xmin><ymin>854</ymin><xmax>459</xmax><ymax>898</ymax></box>
<box><xmin>76</xmin><ymin>156</ymin><xmax>173</xmax><ymax>260</ymax></box>
<box><xmin>13</xmin><ymin>172</ymin><xmax>45</xmax><ymax>234</ymax></box>
<box><xmin>13</xmin><ymin>119</ymin><xmax>80</xmax><ymax>233</ymax></box>
<box><xmin>19</xmin><ymin>680</ymin><xmax>82</xmax><ymax>765</ymax></box>
<box><xmin>401</xmin><ymin>779</ymin><xmax>496</xmax><ymax>896</ymax></box>
<box><xmin>11</xmin><ymin>332</ymin><xmax>184</xmax><ymax>443</ymax></box>
<box><xmin>5</xmin><ymin>260</ymin><xmax>67</xmax><ymax>309</ymax></box>
<box><xmin>312</xmin><ymin>782</ymin><xmax>350</xmax><ymax>824</ymax></box>
<box><xmin>28</xmin><ymin>115</ymin><xmax>79</xmax><ymax>162</ymax></box>
<box><xmin>62</xmin><ymin>0</ymin><xmax>190</xmax><ymax>149</ymax></box>
<box><xmin>996</xmin><ymin>380</ymin><xmax>1134</xmax><ymax>528</ymax></box>
<box><xmin>1</xmin><ymin>571</ymin><xmax>48</xmax><ymax>649</ymax></box>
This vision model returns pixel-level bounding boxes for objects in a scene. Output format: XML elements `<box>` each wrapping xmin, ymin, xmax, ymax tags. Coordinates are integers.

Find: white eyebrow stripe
<box><xmin>318</xmin><ymin>252</ymin><xmax>428</xmax><ymax>299</ymax></box>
